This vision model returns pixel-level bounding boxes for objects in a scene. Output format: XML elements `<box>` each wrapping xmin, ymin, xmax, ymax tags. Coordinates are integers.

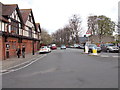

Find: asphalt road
<box><xmin>2</xmin><ymin>48</ymin><xmax>118</xmax><ymax>88</ymax></box>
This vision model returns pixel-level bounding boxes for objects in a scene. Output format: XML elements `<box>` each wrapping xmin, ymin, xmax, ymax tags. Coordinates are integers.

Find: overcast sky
<box><xmin>1</xmin><ymin>0</ymin><xmax>119</xmax><ymax>36</ymax></box>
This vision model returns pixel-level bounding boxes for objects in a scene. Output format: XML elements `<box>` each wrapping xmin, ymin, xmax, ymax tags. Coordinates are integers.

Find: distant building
<box><xmin>79</xmin><ymin>37</ymin><xmax>88</xmax><ymax>44</ymax></box>
<box><xmin>0</xmin><ymin>2</ymin><xmax>41</xmax><ymax>60</ymax></box>
<box><xmin>88</xmin><ymin>35</ymin><xmax>114</xmax><ymax>44</ymax></box>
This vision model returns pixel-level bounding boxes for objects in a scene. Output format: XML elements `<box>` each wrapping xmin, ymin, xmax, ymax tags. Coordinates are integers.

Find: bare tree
<box><xmin>52</xmin><ymin>14</ymin><xmax>82</xmax><ymax>46</ymax></box>
<box><xmin>87</xmin><ymin>15</ymin><xmax>98</xmax><ymax>35</ymax></box>
<box><xmin>69</xmin><ymin>14</ymin><xmax>82</xmax><ymax>44</ymax></box>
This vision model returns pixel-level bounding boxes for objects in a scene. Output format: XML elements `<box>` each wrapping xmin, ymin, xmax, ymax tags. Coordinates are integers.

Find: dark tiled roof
<box><xmin>35</xmin><ymin>23</ymin><xmax>41</xmax><ymax>33</ymax></box>
<box><xmin>2</xmin><ymin>4</ymin><xmax>17</xmax><ymax>16</ymax></box>
<box><xmin>0</xmin><ymin>2</ymin><xmax>23</xmax><ymax>24</ymax></box>
<box><xmin>79</xmin><ymin>37</ymin><xmax>88</xmax><ymax>43</ymax></box>
<box><xmin>20</xmin><ymin>9</ymin><xmax>37</xmax><ymax>31</ymax></box>
<box><xmin>20</xmin><ymin>9</ymin><xmax>31</xmax><ymax>24</ymax></box>
<box><xmin>0</xmin><ymin>2</ymin><xmax>9</xmax><ymax>22</ymax></box>
<box><xmin>0</xmin><ymin>2</ymin><xmax>3</xmax><ymax>12</ymax></box>
<box><xmin>0</xmin><ymin>16</ymin><xmax>9</xmax><ymax>22</ymax></box>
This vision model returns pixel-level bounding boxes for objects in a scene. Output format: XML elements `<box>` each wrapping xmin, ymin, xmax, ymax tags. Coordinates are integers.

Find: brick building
<box><xmin>0</xmin><ymin>2</ymin><xmax>41</xmax><ymax>60</ymax></box>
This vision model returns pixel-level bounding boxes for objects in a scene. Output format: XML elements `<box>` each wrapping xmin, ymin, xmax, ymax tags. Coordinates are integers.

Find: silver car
<box><xmin>60</xmin><ymin>45</ymin><xmax>66</xmax><ymax>49</ymax></box>
<box><xmin>101</xmin><ymin>43</ymin><xmax>119</xmax><ymax>53</ymax></box>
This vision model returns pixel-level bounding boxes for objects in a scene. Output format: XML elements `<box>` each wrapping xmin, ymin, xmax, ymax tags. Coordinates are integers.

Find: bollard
<box><xmin>92</xmin><ymin>47</ymin><xmax>98</xmax><ymax>55</ymax></box>
<box><xmin>85</xmin><ymin>45</ymin><xmax>89</xmax><ymax>54</ymax></box>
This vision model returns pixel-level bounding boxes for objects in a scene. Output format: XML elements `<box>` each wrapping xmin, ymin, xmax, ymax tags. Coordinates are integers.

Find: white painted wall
<box><xmin>10</xmin><ymin>10</ymin><xmax>20</xmax><ymax>22</ymax></box>
<box><xmin>23</xmin><ymin>26</ymin><xmax>29</xmax><ymax>37</ymax></box>
<box><xmin>23</xmin><ymin>13</ymin><xmax>35</xmax><ymax>37</ymax></box>
<box><xmin>0</xmin><ymin>21</ymin><xmax>1</xmax><ymax>31</ymax></box>
<box><xmin>9</xmin><ymin>9</ymin><xmax>21</xmax><ymax>34</ymax></box>
<box><xmin>1</xmin><ymin>22</ymin><xmax>4</xmax><ymax>31</ymax></box>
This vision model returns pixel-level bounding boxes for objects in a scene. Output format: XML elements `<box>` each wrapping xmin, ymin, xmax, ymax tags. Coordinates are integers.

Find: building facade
<box><xmin>0</xmin><ymin>2</ymin><xmax>41</xmax><ymax>60</ymax></box>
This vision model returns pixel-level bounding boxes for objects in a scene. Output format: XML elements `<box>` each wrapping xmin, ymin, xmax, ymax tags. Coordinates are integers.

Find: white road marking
<box><xmin>5</xmin><ymin>55</ymin><xmax>43</xmax><ymax>71</ymax></box>
<box><xmin>112</xmin><ymin>56</ymin><xmax>119</xmax><ymax>58</ymax></box>
<box><xmin>19</xmin><ymin>68</ymin><xmax>57</xmax><ymax>78</ymax></box>
<box><xmin>100</xmin><ymin>55</ymin><xmax>109</xmax><ymax>57</ymax></box>
<box><xmin>1</xmin><ymin>54</ymin><xmax>47</xmax><ymax>75</ymax></box>
<box><xmin>100</xmin><ymin>55</ymin><xmax>119</xmax><ymax>58</ymax></box>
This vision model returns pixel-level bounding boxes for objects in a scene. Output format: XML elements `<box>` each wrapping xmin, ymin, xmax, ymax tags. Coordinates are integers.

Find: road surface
<box><xmin>2</xmin><ymin>48</ymin><xmax>118</xmax><ymax>88</ymax></box>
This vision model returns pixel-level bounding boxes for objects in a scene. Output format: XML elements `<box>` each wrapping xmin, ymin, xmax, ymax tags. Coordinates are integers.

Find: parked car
<box><xmin>69</xmin><ymin>45</ymin><xmax>74</xmax><ymax>48</ymax></box>
<box><xmin>48</xmin><ymin>45</ymin><xmax>51</xmax><ymax>48</ymax></box>
<box><xmin>101</xmin><ymin>43</ymin><xmax>119</xmax><ymax>53</ymax></box>
<box><xmin>74</xmin><ymin>44</ymin><xmax>79</xmax><ymax>48</ymax></box>
<box><xmin>51</xmin><ymin>44</ymin><xmax>57</xmax><ymax>50</ymax></box>
<box><xmin>60</xmin><ymin>45</ymin><xmax>66</xmax><ymax>49</ymax></box>
<box><xmin>78</xmin><ymin>45</ymin><xmax>84</xmax><ymax>49</ymax></box>
<box><xmin>88</xmin><ymin>44</ymin><xmax>101</xmax><ymax>53</ymax></box>
<box><xmin>39</xmin><ymin>46</ymin><xmax>51</xmax><ymax>54</ymax></box>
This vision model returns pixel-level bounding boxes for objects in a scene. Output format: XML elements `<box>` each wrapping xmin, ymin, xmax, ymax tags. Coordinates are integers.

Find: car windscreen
<box><xmin>41</xmin><ymin>46</ymin><xmax>47</xmax><ymax>49</ymax></box>
<box><xmin>106</xmin><ymin>44</ymin><xmax>114</xmax><ymax>46</ymax></box>
<box><xmin>89</xmin><ymin>44</ymin><xmax>97</xmax><ymax>47</ymax></box>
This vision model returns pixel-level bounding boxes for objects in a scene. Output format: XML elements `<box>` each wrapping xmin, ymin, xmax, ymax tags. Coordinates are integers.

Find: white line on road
<box><xmin>19</xmin><ymin>68</ymin><xmax>57</xmax><ymax>78</ymax></box>
<box><xmin>112</xmin><ymin>56</ymin><xmax>119</xmax><ymax>58</ymax></box>
<box><xmin>100</xmin><ymin>55</ymin><xmax>109</xmax><ymax>57</ymax></box>
<box><xmin>100</xmin><ymin>55</ymin><xmax>119</xmax><ymax>58</ymax></box>
<box><xmin>1</xmin><ymin>54</ymin><xmax>47</xmax><ymax>75</ymax></box>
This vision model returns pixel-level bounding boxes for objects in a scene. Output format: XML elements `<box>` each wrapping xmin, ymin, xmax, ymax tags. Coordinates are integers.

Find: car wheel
<box><xmin>98</xmin><ymin>51</ymin><xmax>101</xmax><ymax>53</ymax></box>
<box><xmin>107</xmin><ymin>49</ymin><xmax>110</xmax><ymax>53</ymax></box>
<box><xmin>90</xmin><ymin>49</ymin><xmax>92</xmax><ymax>53</ymax></box>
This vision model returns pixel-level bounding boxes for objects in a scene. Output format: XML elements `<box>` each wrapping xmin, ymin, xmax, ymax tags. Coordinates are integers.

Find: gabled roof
<box><xmin>0</xmin><ymin>2</ymin><xmax>8</xmax><ymax>22</ymax></box>
<box><xmin>20</xmin><ymin>9</ymin><xmax>37</xmax><ymax>31</ymax></box>
<box><xmin>35</xmin><ymin>23</ymin><xmax>41</xmax><ymax>33</ymax></box>
<box><xmin>20</xmin><ymin>9</ymin><xmax>31</xmax><ymax>24</ymax></box>
<box><xmin>2</xmin><ymin>4</ymin><xmax>17</xmax><ymax>16</ymax></box>
<box><xmin>0</xmin><ymin>2</ymin><xmax>23</xmax><ymax>23</ymax></box>
<box><xmin>0</xmin><ymin>2</ymin><xmax>3</xmax><ymax>14</ymax></box>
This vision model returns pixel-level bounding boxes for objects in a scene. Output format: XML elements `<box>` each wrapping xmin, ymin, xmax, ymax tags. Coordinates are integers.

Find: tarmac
<box><xmin>0</xmin><ymin>52</ymin><xmax>43</xmax><ymax>73</ymax></box>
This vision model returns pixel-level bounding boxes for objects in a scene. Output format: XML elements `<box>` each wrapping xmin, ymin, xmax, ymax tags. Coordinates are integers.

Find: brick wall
<box><xmin>6</xmin><ymin>37</ymin><xmax>18</xmax><ymax>58</ymax></box>
<box><xmin>22</xmin><ymin>39</ymin><xmax>33</xmax><ymax>54</ymax></box>
<box><xmin>0</xmin><ymin>37</ymin><xmax>3</xmax><ymax>60</ymax></box>
<box><xmin>0</xmin><ymin>36</ymin><xmax>39</xmax><ymax>60</ymax></box>
<box><xmin>0</xmin><ymin>36</ymin><xmax>6</xmax><ymax>60</ymax></box>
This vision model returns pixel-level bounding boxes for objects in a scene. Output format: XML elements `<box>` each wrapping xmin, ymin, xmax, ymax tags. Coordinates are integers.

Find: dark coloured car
<box><xmin>51</xmin><ymin>44</ymin><xmax>57</xmax><ymax>50</ymax></box>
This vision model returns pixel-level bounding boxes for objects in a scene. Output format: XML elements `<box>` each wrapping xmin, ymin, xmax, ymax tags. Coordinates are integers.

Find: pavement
<box><xmin>0</xmin><ymin>52</ymin><xmax>43</xmax><ymax>73</ymax></box>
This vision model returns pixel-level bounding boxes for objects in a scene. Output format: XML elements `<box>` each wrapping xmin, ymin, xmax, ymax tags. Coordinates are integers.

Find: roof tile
<box><xmin>20</xmin><ymin>9</ymin><xmax>31</xmax><ymax>23</ymax></box>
